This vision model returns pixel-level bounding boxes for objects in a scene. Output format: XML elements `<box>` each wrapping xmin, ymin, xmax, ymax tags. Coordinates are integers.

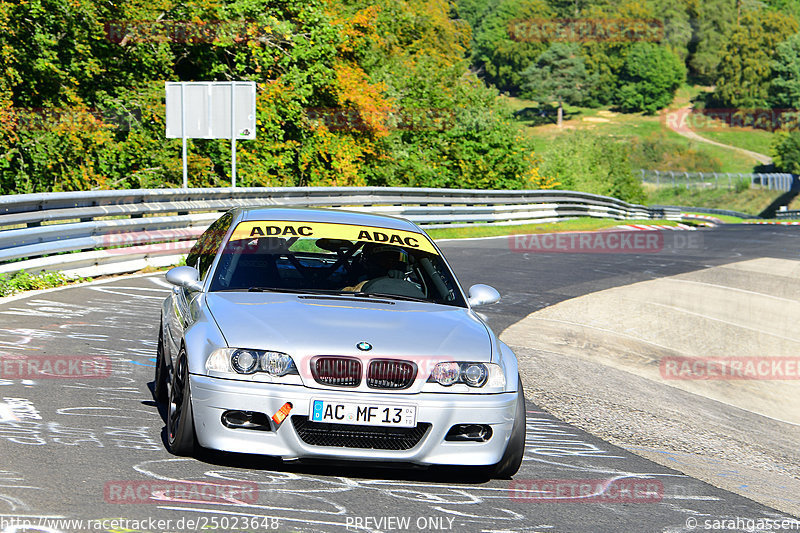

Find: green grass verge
<box><xmin>0</xmin><ymin>270</ymin><xmax>90</xmax><ymax>297</ymax></box>
<box><xmin>644</xmin><ymin>184</ymin><xmax>781</xmax><ymax>216</ymax></box>
<box><xmin>697</xmin><ymin>129</ymin><xmax>774</xmax><ymax>157</ymax></box>
<box><xmin>427</xmin><ymin>217</ymin><xmax>679</xmax><ymax>240</ymax></box>
<box><xmin>681</xmin><ymin>211</ymin><xmax>746</xmax><ymax>223</ymax></box>
<box><xmin>663</xmin><ymin>135</ymin><xmax>762</xmax><ymax>173</ymax></box>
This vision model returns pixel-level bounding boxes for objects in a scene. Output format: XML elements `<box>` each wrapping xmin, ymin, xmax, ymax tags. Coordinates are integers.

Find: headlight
<box><xmin>206</xmin><ymin>349</ymin><xmax>234</xmax><ymax>373</ymax></box>
<box><xmin>462</xmin><ymin>363</ymin><xmax>488</xmax><ymax>387</ymax></box>
<box><xmin>428</xmin><ymin>362</ymin><xmax>502</xmax><ymax>388</ymax></box>
<box><xmin>231</xmin><ymin>350</ymin><xmax>259</xmax><ymax>374</ymax></box>
<box><xmin>262</xmin><ymin>351</ymin><xmax>295</xmax><ymax>377</ymax></box>
<box><xmin>431</xmin><ymin>362</ymin><xmax>460</xmax><ymax>386</ymax></box>
<box><xmin>206</xmin><ymin>348</ymin><xmax>298</xmax><ymax>377</ymax></box>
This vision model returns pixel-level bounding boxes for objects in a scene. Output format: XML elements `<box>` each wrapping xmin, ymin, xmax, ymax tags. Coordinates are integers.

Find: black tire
<box><xmin>154</xmin><ymin>326</ymin><xmax>168</xmax><ymax>404</ymax></box>
<box><xmin>489</xmin><ymin>377</ymin><xmax>526</xmax><ymax>479</ymax></box>
<box><xmin>167</xmin><ymin>350</ymin><xmax>196</xmax><ymax>456</ymax></box>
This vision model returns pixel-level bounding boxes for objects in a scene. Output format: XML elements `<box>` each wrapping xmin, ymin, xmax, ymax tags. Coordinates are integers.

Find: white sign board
<box><xmin>165</xmin><ymin>81</ymin><xmax>256</xmax><ymax>140</ymax></box>
<box><xmin>164</xmin><ymin>81</ymin><xmax>256</xmax><ymax>187</ymax></box>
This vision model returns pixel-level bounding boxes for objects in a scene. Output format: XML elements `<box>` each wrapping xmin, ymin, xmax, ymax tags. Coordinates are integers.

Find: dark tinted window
<box><xmin>188</xmin><ymin>213</ymin><xmax>233</xmax><ymax>280</ymax></box>
<box><xmin>209</xmin><ymin>221</ymin><xmax>466</xmax><ymax>307</ymax></box>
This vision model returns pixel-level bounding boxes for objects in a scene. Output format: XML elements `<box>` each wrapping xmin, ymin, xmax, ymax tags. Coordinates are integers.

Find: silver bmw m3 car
<box><xmin>155</xmin><ymin>207</ymin><xmax>525</xmax><ymax>478</ymax></box>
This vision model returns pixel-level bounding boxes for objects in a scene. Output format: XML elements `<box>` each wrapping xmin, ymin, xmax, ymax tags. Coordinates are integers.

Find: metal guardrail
<box><xmin>640</xmin><ymin>170</ymin><xmax>798</xmax><ymax>192</ymax></box>
<box><xmin>0</xmin><ymin>187</ymin><xmax>676</xmax><ymax>278</ymax></box>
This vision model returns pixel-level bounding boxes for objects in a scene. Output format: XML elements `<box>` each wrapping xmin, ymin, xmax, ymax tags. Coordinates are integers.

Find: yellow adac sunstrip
<box><xmin>229</xmin><ymin>221</ymin><xmax>439</xmax><ymax>255</ymax></box>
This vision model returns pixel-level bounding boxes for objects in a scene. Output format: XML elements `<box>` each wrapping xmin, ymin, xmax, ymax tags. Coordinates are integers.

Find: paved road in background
<box><xmin>0</xmin><ymin>225</ymin><xmax>797</xmax><ymax>533</ymax></box>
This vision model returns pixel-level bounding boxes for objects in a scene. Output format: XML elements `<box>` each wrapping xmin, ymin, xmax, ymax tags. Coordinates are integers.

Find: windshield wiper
<box><xmin>247</xmin><ymin>287</ymin><xmax>339</xmax><ymax>295</ymax></box>
<box><xmin>245</xmin><ymin>287</ymin><xmax>430</xmax><ymax>303</ymax></box>
<box><xmin>349</xmin><ymin>291</ymin><xmax>430</xmax><ymax>303</ymax></box>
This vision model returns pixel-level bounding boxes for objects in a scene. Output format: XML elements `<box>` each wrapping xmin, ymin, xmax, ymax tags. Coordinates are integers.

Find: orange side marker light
<box><xmin>272</xmin><ymin>402</ymin><xmax>293</xmax><ymax>426</ymax></box>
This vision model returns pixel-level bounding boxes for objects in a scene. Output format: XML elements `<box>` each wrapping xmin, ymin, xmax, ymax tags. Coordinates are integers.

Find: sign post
<box><xmin>231</xmin><ymin>83</ymin><xmax>236</xmax><ymax>187</ymax></box>
<box><xmin>165</xmin><ymin>81</ymin><xmax>256</xmax><ymax>188</ymax></box>
<box><xmin>180</xmin><ymin>83</ymin><xmax>187</xmax><ymax>188</ymax></box>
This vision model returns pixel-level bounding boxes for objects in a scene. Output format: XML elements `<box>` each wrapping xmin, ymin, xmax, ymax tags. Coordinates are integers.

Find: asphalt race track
<box><xmin>0</xmin><ymin>224</ymin><xmax>797</xmax><ymax>533</ymax></box>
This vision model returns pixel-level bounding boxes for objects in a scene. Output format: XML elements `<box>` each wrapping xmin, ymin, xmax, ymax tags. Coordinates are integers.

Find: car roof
<box><xmin>234</xmin><ymin>206</ymin><xmax>423</xmax><ymax>233</ymax></box>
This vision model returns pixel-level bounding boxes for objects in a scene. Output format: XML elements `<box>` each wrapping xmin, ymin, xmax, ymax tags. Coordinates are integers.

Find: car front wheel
<box><xmin>167</xmin><ymin>349</ymin><xmax>196</xmax><ymax>456</ymax></box>
<box><xmin>154</xmin><ymin>326</ymin><xmax>168</xmax><ymax>404</ymax></box>
<box><xmin>489</xmin><ymin>377</ymin><xmax>526</xmax><ymax>479</ymax></box>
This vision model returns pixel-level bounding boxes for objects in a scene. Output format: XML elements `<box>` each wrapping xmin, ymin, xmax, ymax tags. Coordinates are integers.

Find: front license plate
<box><xmin>310</xmin><ymin>400</ymin><xmax>417</xmax><ymax>427</ymax></box>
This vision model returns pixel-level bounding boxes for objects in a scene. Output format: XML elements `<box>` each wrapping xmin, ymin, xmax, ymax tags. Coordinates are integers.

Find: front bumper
<box><xmin>190</xmin><ymin>374</ymin><xmax>518</xmax><ymax>466</ymax></box>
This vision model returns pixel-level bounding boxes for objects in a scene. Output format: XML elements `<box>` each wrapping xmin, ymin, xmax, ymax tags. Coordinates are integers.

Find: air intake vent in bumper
<box><xmin>291</xmin><ymin>416</ymin><xmax>431</xmax><ymax>450</ymax></box>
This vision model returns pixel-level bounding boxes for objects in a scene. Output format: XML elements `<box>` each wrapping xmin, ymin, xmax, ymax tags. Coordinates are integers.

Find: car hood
<box><xmin>205</xmin><ymin>292</ymin><xmax>494</xmax><ymax>363</ymax></box>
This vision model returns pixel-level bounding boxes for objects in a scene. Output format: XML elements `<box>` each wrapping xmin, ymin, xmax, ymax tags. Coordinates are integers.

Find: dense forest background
<box><xmin>2</xmin><ymin>0</ymin><xmax>800</xmax><ymax>200</ymax></box>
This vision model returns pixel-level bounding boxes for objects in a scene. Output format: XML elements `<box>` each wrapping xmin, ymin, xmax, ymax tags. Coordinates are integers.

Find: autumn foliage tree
<box><xmin>0</xmin><ymin>0</ymin><xmax>549</xmax><ymax>193</ymax></box>
<box><xmin>712</xmin><ymin>9</ymin><xmax>799</xmax><ymax>108</ymax></box>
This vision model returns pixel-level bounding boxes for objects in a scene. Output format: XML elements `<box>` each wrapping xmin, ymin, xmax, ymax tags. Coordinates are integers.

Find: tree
<box><xmin>577</xmin><ymin>1</ymin><xmax>657</xmax><ymax>107</ymax></box>
<box><xmin>616</xmin><ymin>42</ymin><xmax>685</xmax><ymax>114</ymax></box>
<box><xmin>771</xmin><ymin>131</ymin><xmax>800</xmax><ymax>173</ymax></box>
<box><xmin>547</xmin><ymin>0</ymin><xmax>588</xmax><ymax>17</ymax></box>
<box><xmin>769</xmin><ymin>32</ymin><xmax>800</xmax><ymax>109</ymax></box>
<box><xmin>689</xmin><ymin>0</ymin><xmax>737</xmax><ymax>83</ymax></box>
<box><xmin>0</xmin><ymin>0</ymin><xmax>546</xmax><ymax>193</ymax></box>
<box><xmin>762</xmin><ymin>0</ymin><xmax>800</xmax><ymax>21</ymax></box>
<box><xmin>520</xmin><ymin>43</ymin><xmax>594</xmax><ymax>126</ymax></box>
<box><xmin>472</xmin><ymin>0</ymin><xmax>553</xmax><ymax>93</ymax></box>
<box><xmin>455</xmin><ymin>0</ymin><xmax>498</xmax><ymax>33</ymax></box>
<box><xmin>712</xmin><ymin>9</ymin><xmax>798</xmax><ymax>108</ymax></box>
<box><xmin>652</xmin><ymin>0</ymin><xmax>693</xmax><ymax>63</ymax></box>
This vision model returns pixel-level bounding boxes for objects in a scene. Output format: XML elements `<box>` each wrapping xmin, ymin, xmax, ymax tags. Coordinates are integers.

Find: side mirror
<box><xmin>166</xmin><ymin>266</ymin><xmax>204</xmax><ymax>292</ymax></box>
<box><xmin>467</xmin><ymin>284</ymin><xmax>500</xmax><ymax>307</ymax></box>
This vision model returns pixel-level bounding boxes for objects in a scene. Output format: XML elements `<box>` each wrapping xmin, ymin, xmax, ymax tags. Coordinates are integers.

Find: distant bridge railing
<box><xmin>639</xmin><ymin>170</ymin><xmax>798</xmax><ymax>192</ymax></box>
<box><xmin>649</xmin><ymin>205</ymin><xmax>760</xmax><ymax>220</ymax></box>
<box><xmin>775</xmin><ymin>209</ymin><xmax>800</xmax><ymax>219</ymax></box>
<box><xmin>0</xmin><ymin>187</ymin><xmax>677</xmax><ymax>278</ymax></box>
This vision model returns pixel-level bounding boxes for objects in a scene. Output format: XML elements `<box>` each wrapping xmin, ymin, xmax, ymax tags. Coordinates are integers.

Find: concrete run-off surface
<box><xmin>501</xmin><ymin>257</ymin><xmax>800</xmax><ymax>517</ymax></box>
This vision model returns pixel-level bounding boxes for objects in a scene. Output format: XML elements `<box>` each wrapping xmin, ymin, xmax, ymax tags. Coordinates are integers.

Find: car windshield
<box><xmin>209</xmin><ymin>220</ymin><xmax>466</xmax><ymax>307</ymax></box>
